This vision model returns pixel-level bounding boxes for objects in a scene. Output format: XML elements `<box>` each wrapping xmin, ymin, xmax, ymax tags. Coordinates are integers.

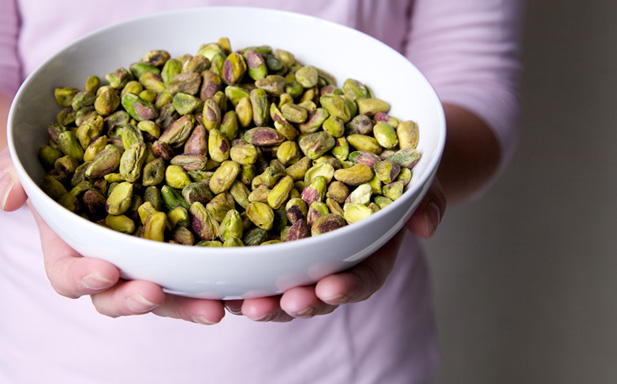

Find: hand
<box><xmin>1</xmin><ymin>146</ymin><xmax>445</xmax><ymax>324</ymax></box>
<box><xmin>229</xmin><ymin>179</ymin><xmax>446</xmax><ymax>322</ymax></box>
<box><xmin>1</xmin><ymin>147</ymin><xmax>226</xmax><ymax>324</ymax></box>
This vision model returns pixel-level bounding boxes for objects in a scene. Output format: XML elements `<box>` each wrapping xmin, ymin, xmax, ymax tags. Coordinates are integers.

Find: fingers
<box><xmin>153</xmin><ymin>295</ymin><xmax>226</xmax><ymax>325</ymax></box>
<box><xmin>240</xmin><ymin>296</ymin><xmax>294</xmax><ymax>322</ymax></box>
<box><xmin>279</xmin><ymin>286</ymin><xmax>337</xmax><ymax>319</ymax></box>
<box><xmin>405</xmin><ymin>178</ymin><xmax>446</xmax><ymax>239</ymax></box>
<box><xmin>315</xmin><ymin>230</ymin><xmax>403</xmax><ymax>305</ymax></box>
<box><xmin>90</xmin><ymin>280</ymin><xmax>165</xmax><ymax>317</ymax></box>
<box><xmin>239</xmin><ymin>232</ymin><xmax>404</xmax><ymax>322</ymax></box>
<box><xmin>0</xmin><ymin>147</ymin><xmax>27</xmax><ymax>212</ymax></box>
<box><xmin>31</xmin><ymin>208</ymin><xmax>120</xmax><ymax>298</ymax></box>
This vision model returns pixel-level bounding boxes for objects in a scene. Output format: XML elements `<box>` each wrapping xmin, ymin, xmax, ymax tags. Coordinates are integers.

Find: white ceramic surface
<box><xmin>8</xmin><ymin>7</ymin><xmax>445</xmax><ymax>299</ymax></box>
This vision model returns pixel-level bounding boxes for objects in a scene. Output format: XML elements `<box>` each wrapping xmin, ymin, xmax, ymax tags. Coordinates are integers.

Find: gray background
<box><xmin>428</xmin><ymin>1</ymin><xmax>617</xmax><ymax>383</ymax></box>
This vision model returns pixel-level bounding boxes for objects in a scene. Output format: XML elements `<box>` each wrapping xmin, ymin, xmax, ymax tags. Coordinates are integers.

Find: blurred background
<box><xmin>427</xmin><ymin>1</ymin><xmax>617</xmax><ymax>383</ymax></box>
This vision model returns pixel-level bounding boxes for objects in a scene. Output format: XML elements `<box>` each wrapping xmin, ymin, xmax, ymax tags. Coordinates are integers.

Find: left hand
<box><xmin>229</xmin><ymin>179</ymin><xmax>446</xmax><ymax>322</ymax></box>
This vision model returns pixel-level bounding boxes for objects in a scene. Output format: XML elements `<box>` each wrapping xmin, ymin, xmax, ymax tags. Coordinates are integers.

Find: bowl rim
<box><xmin>7</xmin><ymin>6</ymin><xmax>446</xmax><ymax>259</ymax></box>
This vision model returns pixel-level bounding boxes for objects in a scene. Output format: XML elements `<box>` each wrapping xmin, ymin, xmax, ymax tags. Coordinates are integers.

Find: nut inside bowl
<box><xmin>7</xmin><ymin>7</ymin><xmax>445</xmax><ymax>299</ymax></box>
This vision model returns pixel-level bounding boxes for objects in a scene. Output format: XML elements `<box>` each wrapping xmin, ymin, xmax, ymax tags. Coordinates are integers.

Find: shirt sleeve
<box><xmin>0</xmin><ymin>0</ymin><xmax>21</xmax><ymax>96</ymax></box>
<box><xmin>405</xmin><ymin>0</ymin><xmax>526</xmax><ymax>173</ymax></box>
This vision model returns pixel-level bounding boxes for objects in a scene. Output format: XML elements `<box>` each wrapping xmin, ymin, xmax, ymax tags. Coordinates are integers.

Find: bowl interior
<box><xmin>7</xmin><ymin>7</ymin><xmax>445</xmax><ymax>298</ymax></box>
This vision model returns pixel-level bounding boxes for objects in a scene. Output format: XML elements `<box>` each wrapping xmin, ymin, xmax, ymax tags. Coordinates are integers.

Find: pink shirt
<box><xmin>0</xmin><ymin>1</ymin><xmax>524</xmax><ymax>383</ymax></box>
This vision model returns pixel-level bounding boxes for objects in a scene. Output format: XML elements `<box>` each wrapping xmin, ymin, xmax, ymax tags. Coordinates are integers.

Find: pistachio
<box><xmin>106</xmin><ymin>181</ymin><xmax>133</xmax><ymax>215</ymax></box>
<box><xmin>285</xmin><ymin>156</ymin><xmax>311</xmax><ymax>180</ymax></box>
<box><xmin>141</xmin><ymin>50</ymin><xmax>170</xmax><ymax>66</ymax></box>
<box><xmin>382</xmin><ymin>180</ymin><xmax>405</xmax><ymax>201</ymax></box>
<box><xmin>206</xmin><ymin>193</ymin><xmax>235</xmax><ymax>222</ymax></box>
<box><xmin>208</xmin><ymin>128</ymin><xmax>231</xmax><ymax>163</ymax></box>
<box><xmin>333</xmin><ymin>164</ymin><xmax>374</xmax><ymax>186</ymax></box>
<box><xmin>326</xmin><ymin>181</ymin><xmax>350</xmax><ymax>204</ymax></box>
<box><xmin>244</xmin><ymin>48</ymin><xmax>268</xmax><ymax>80</ymax></box>
<box><xmin>295</xmin><ymin>66</ymin><xmax>319</xmax><ymax>88</ymax></box>
<box><xmin>374</xmin><ymin>159</ymin><xmax>401</xmax><ymax>184</ymax></box>
<box><xmin>119</xmin><ymin>142</ymin><xmax>147</xmax><ymax>183</ymax></box>
<box><xmin>245</xmin><ymin>202</ymin><xmax>275</xmax><ymax>231</ymax></box>
<box><xmin>280</xmin><ymin>103</ymin><xmax>308</xmax><ymax>124</ymax></box>
<box><xmin>222</xmin><ymin>52</ymin><xmax>247</xmax><ymax>85</ymax></box>
<box><xmin>250</xmin><ymin>88</ymin><xmax>270</xmax><ymax>127</ymax></box>
<box><xmin>139</xmin><ymin>72</ymin><xmax>166</xmax><ymax>94</ymax></box>
<box><xmin>374</xmin><ymin>195</ymin><xmax>394</xmax><ymax>210</ymax></box>
<box><xmin>121</xmin><ymin>93</ymin><xmax>157</xmax><ymax>121</ymax></box>
<box><xmin>105</xmin><ymin>214</ymin><xmax>136</xmax><ymax>234</ymax></box>
<box><xmin>235</xmin><ymin>97</ymin><xmax>253</xmax><ymax>128</ymax></box>
<box><xmin>356</xmin><ymin>97</ymin><xmax>391</xmax><ymax>116</ymax></box>
<box><xmin>182</xmin><ymin>182</ymin><xmax>214</xmax><ymax>206</ymax></box>
<box><xmin>143</xmin><ymin>211</ymin><xmax>168</xmax><ymax>242</ymax></box>
<box><xmin>183</xmin><ymin>55</ymin><xmax>210</xmax><ymax>74</ymax></box>
<box><xmin>301</xmin><ymin>175</ymin><xmax>327</xmax><ymax>205</ymax></box>
<box><xmin>140</xmin><ymin>158</ymin><xmax>164</xmax><ymax>186</ymax></box>
<box><xmin>158</xmin><ymin>115</ymin><xmax>194</xmax><ymax>149</ymax></box>
<box><xmin>165</xmin><ymin>164</ymin><xmax>191</xmax><ymax>189</ymax></box>
<box><xmin>274</xmin><ymin>120</ymin><xmax>298</xmax><ymax>141</ymax></box>
<box><xmin>209</xmin><ymin>160</ymin><xmax>240</xmax><ymax>195</ymax></box>
<box><xmin>267</xmin><ymin>175</ymin><xmax>294</xmax><ymax>209</ymax></box>
<box><xmin>167</xmin><ymin>206</ymin><xmax>191</xmax><ymax>229</ymax></box>
<box><xmin>373</xmin><ymin>122</ymin><xmax>399</xmax><ymax>149</ymax></box>
<box><xmin>85</xmin><ymin>145</ymin><xmax>121</xmax><ymax>180</ymax></box>
<box><xmin>38</xmin><ymin>145</ymin><xmax>64</xmax><ymax>171</ymax></box>
<box><xmin>347</xmin><ymin>134</ymin><xmax>383</xmax><ymax>155</ymax></box>
<box><xmin>299</xmin><ymin>131</ymin><xmax>335</xmax><ymax>160</ymax></box>
<box><xmin>397</xmin><ymin>120</ymin><xmax>420</xmax><ymax>149</ymax></box>
<box><xmin>346</xmin><ymin>114</ymin><xmax>373</xmax><ymax>135</ymax></box>
<box><xmin>285</xmin><ymin>197</ymin><xmax>308</xmax><ymax>224</ymax></box>
<box><xmin>311</xmin><ymin>213</ymin><xmax>346</xmax><ymax>236</ymax></box>
<box><xmin>319</xmin><ymin>94</ymin><xmax>351</xmax><ymax>123</ymax></box>
<box><xmin>57</xmin><ymin>131</ymin><xmax>84</xmax><ymax>162</ymax></box>
<box><xmin>182</xmin><ymin>124</ymin><xmax>207</xmax><ymax>155</ymax></box>
<box><xmin>342</xmin><ymin>78</ymin><xmax>370</xmax><ymax>101</ymax></box>
<box><xmin>244</xmin><ymin>127</ymin><xmax>285</xmax><ymax>147</ymax></box>
<box><xmin>255</xmin><ymin>75</ymin><xmax>286</xmax><ymax>96</ymax></box>
<box><xmin>219</xmin><ymin>209</ymin><xmax>244</xmax><ymax>242</ymax></box>
<box><xmin>172</xmin><ymin>227</ymin><xmax>195</xmax><ymax>246</ymax></box>
<box><xmin>85</xmin><ymin>75</ymin><xmax>101</xmax><ymax>94</ymax></box>
<box><xmin>276</xmin><ymin>141</ymin><xmax>301</xmax><ymax>165</ymax></box>
<box><xmin>105</xmin><ymin>68</ymin><xmax>132</xmax><ymax>89</ymax></box>
<box><xmin>387</xmin><ymin>148</ymin><xmax>421</xmax><ymax>169</ymax></box>
<box><xmin>343</xmin><ymin>203</ymin><xmax>373</xmax><ymax>224</ymax></box>
<box><xmin>40</xmin><ymin>175</ymin><xmax>68</xmax><ymax>201</ymax></box>
<box><xmin>172</xmin><ymin>92</ymin><xmax>203</xmax><ymax>115</ymax></box>
<box><xmin>346</xmin><ymin>183</ymin><xmax>373</xmax><ymax>205</ymax></box>
<box><xmin>243</xmin><ymin>227</ymin><xmax>268</xmax><ymax>246</ymax></box>
<box><xmin>352</xmin><ymin>150</ymin><xmax>381</xmax><ymax>169</ymax></box>
<box><xmin>230</xmin><ymin>140</ymin><xmax>258</xmax><ymax>164</ymax></box>
<box><xmin>190</xmin><ymin>201</ymin><xmax>219</xmax><ymax>241</ymax></box>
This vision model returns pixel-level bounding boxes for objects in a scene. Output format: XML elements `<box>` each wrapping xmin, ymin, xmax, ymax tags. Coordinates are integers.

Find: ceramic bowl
<box><xmin>8</xmin><ymin>7</ymin><xmax>445</xmax><ymax>299</ymax></box>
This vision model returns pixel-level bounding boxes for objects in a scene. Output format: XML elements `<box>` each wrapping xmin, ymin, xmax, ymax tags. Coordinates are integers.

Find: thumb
<box><xmin>0</xmin><ymin>147</ymin><xmax>28</xmax><ymax>211</ymax></box>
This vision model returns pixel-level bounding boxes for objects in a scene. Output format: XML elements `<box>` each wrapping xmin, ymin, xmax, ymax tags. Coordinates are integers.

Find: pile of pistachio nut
<box><xmin>37</xmin><ymin>38</ymin><xmax>421</xmax><ymax>247</ymax></box>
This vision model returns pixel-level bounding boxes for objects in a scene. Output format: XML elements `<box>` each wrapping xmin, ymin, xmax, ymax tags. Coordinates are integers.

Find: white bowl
<box><xmin>8</xmin><ymin>7</ymin><xmax>445</xmax><ymax>299</ymax></box>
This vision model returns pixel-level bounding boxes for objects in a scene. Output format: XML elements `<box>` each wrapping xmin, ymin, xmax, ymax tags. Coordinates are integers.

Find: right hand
<box><xmin>0</xmin><ymin>147</ymin><xmax>226</xmax><ymax>324</ymax></box>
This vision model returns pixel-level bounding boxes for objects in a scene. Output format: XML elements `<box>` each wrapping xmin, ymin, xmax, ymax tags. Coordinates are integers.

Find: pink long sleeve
<box><xmin>0</xmin><ymin>0</ymin><xmax>21</xmax><ymax>96</ymax></box>
<box><xmin>405</xmin><ymin>0</ymin><xmax>525</xmax><ymax>168</ymax></box>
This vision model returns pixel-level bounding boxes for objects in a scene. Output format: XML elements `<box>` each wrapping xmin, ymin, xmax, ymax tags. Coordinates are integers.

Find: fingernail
<box><xmin>290</xmin><ymin>307</ymin><xmax>314</xmax><ymax>318</ymax></box>
<box><xmin>254</xmin><ymin>312</ymin><xmax>276</xmax><ymax>322</ymax></box>
<box><xmin>81</xmin><ymin>272</ymin><xmax>114</xmax><ymax>291</ymax></box>
<box><xmin>191</xmin><ymin>315</ymin><xmax>216</xmax><ymax>325</ymax></box>
<box><xmin>126</xmin><ymin>294</ymin><xmax>159</xmax><ymax>314</ymax></box>
<box><xmin>322</xmin><ymin>293</ymin><xmax>348</xmax><ymax>305</ymax></box>
<box><xmin>424</xmin><ymin>201</ymin><xmax>441</xmax><ymax>238</ymax></box>
<box><xmin>224</xmin><ymin>303</ymin><xmax>243</xmax><ymax>315</ymax></box>
<box><xmin>0</xmin><ymin>171</ymin><xmax>14</xmax><ymax>211</ymax></box>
